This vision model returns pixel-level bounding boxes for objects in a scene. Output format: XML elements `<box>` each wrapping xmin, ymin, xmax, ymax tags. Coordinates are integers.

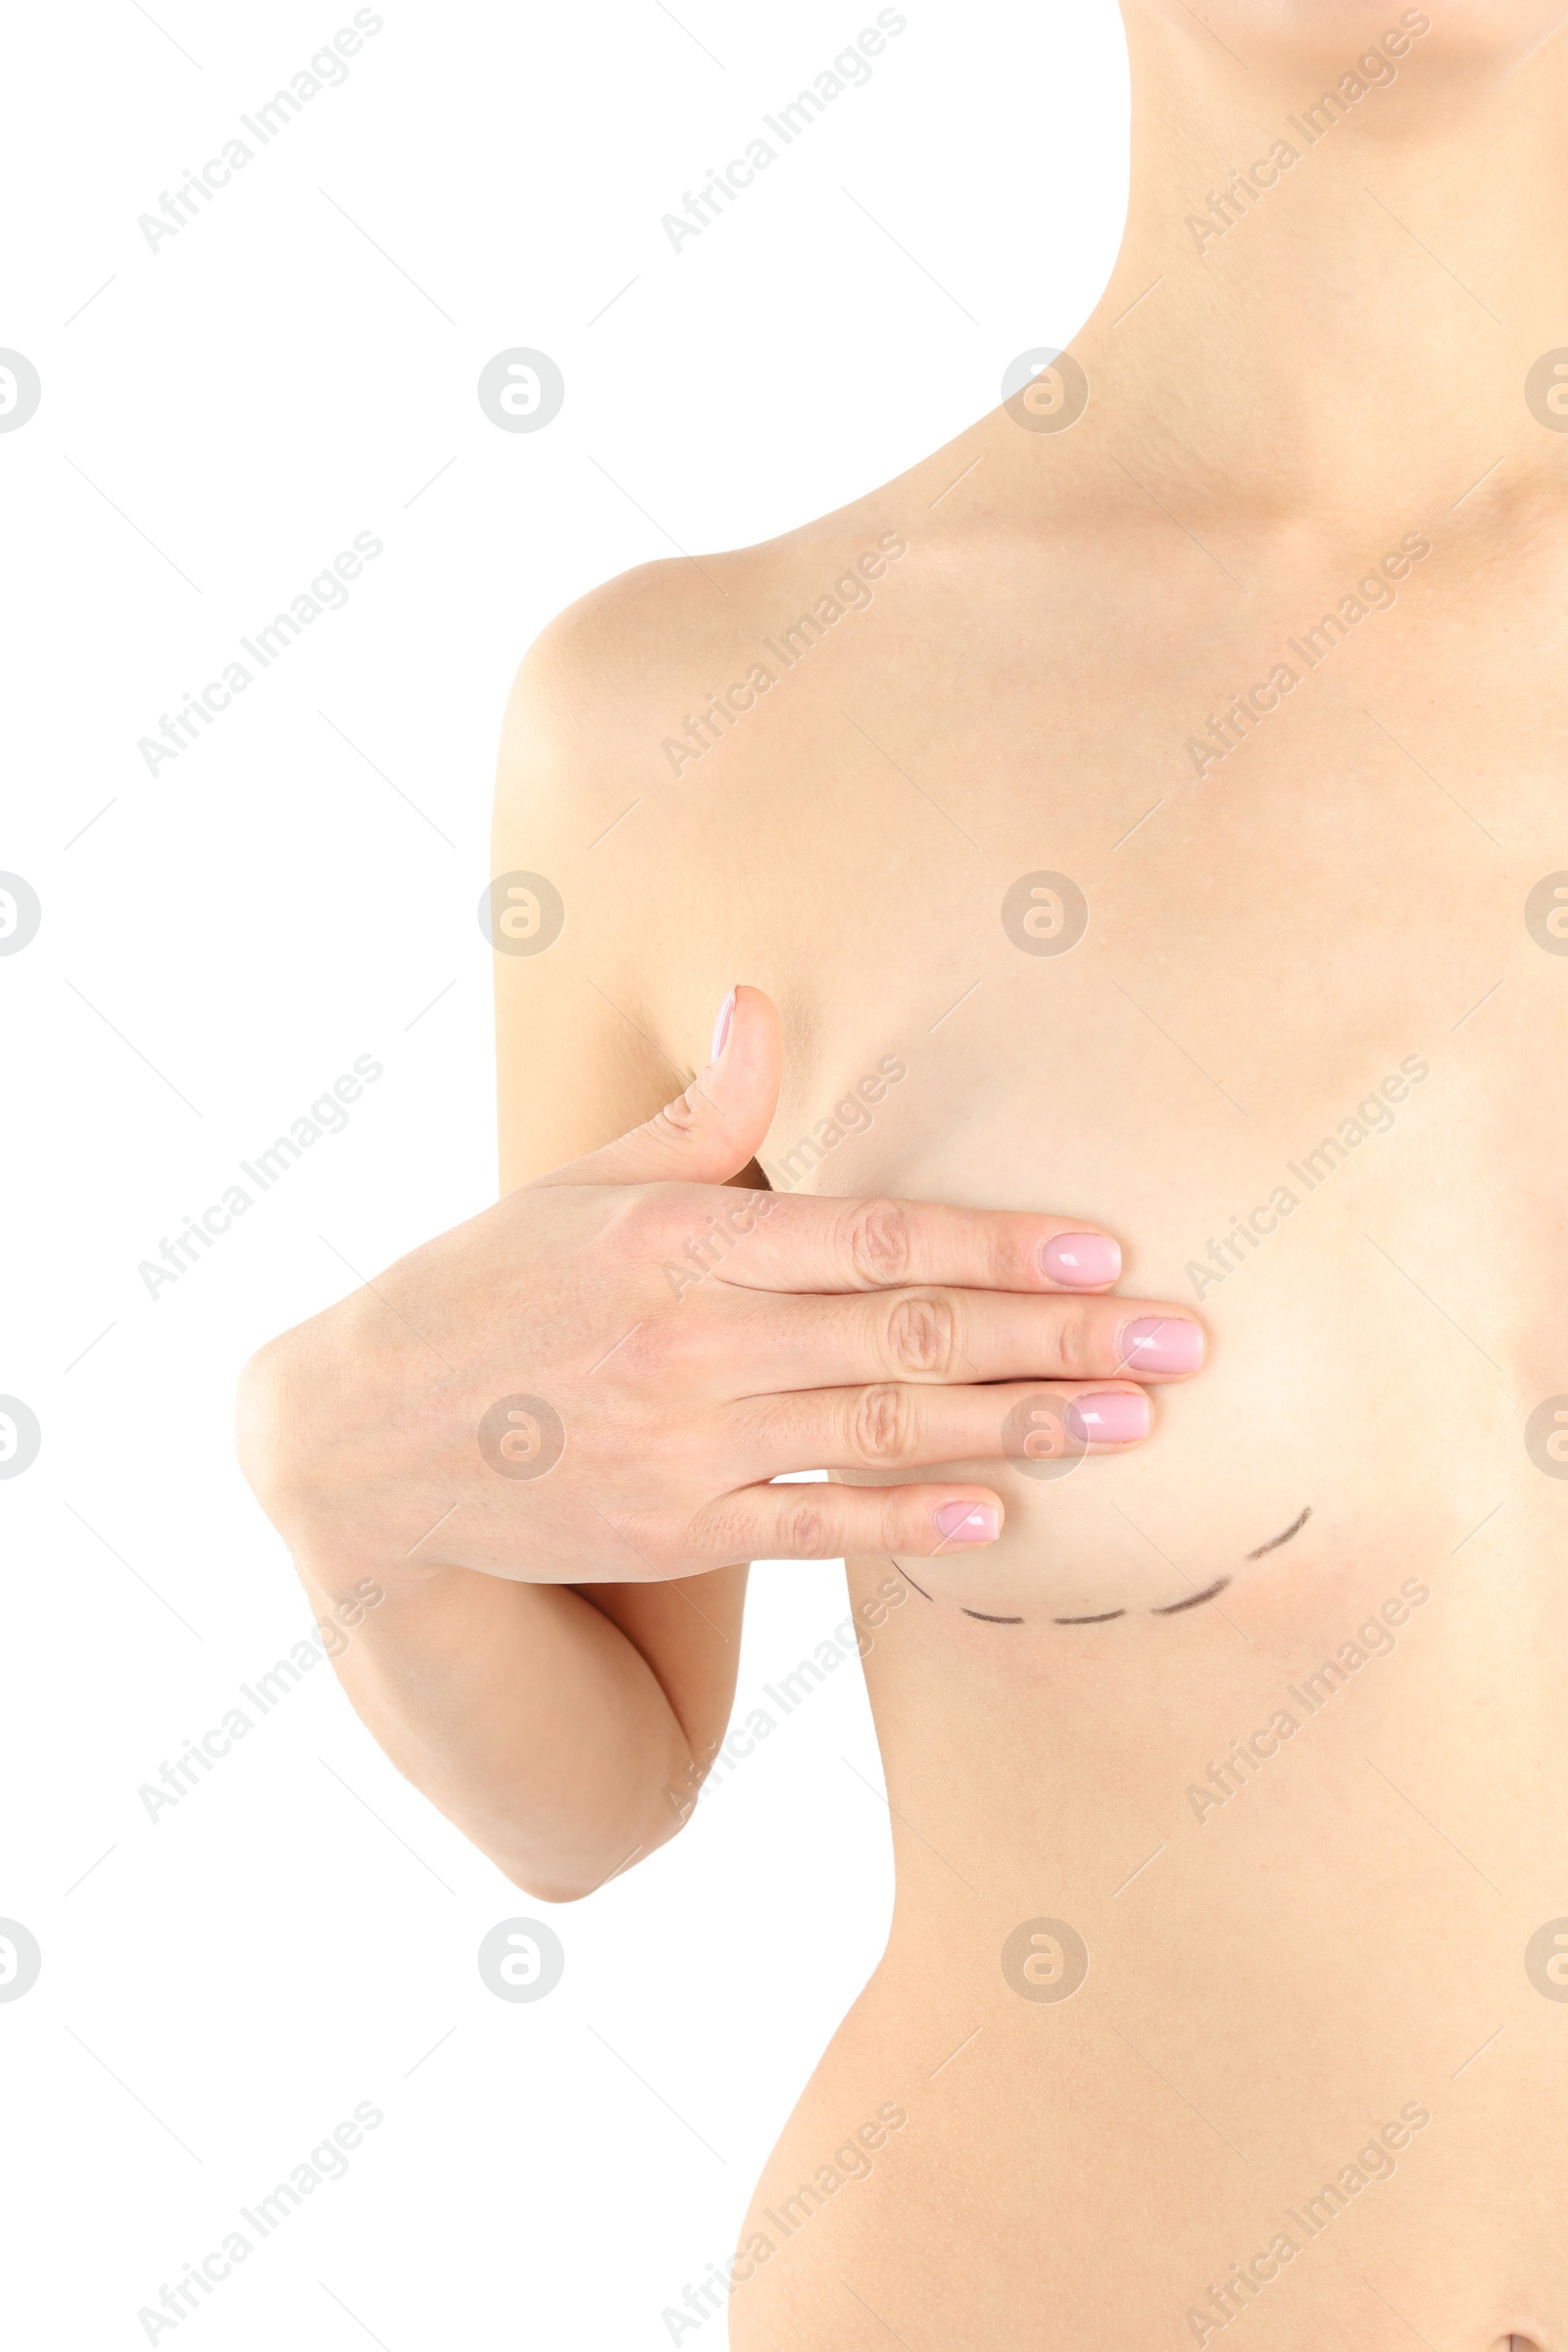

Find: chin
<box><xmin>1127</xmin><ymin>0</ymin><xmax>1568</xmax><ymax>79</ymax></box>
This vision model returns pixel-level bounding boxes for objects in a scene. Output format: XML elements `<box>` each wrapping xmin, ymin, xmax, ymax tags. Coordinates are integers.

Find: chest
<box><xmin>709</xmin><ymin>587</ymin><xmax>1568</xmax><ymax>1616</ymax></box>
<box><xmin>759</xmin><ymin>643</ymin><xmax>1568</xmax><ymax>1296</ymax></box>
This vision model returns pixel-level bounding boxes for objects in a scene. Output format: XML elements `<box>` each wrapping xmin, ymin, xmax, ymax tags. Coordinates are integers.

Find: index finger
<box><xmin>704</xmin><ymin>1191</ymin><xmax>1122</xmax><ymax>1297</ymax></box>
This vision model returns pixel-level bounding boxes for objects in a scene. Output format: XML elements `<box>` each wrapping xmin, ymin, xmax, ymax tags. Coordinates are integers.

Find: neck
<box><xmin>1073</xmin><ymin>9</ymin><xmax>1568</xmax><ymax>539</ymax></box>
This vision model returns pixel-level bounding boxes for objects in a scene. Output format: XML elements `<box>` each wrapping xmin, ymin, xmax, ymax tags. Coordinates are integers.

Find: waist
<box><xmin>726</xmin><ymin>1537</ymin><xmax>1568</xmax><ymax>2348</ymax></box>
<box><xmin>735</xmin><ymin>1939</ymin><xmax>1565</xmax><ymax>2352</ymax></box>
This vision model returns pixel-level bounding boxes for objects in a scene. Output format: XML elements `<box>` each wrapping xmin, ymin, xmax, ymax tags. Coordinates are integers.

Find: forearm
<box><xmin>308</xmin><ymin>1561</ymin><xmax>698</xmax><ymax>1900</ymax></box>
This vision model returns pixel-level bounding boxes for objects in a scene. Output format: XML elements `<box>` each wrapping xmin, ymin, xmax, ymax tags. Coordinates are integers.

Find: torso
<box><xmin>555</xmin><ymin>403</ymin><xmax>1568</xmax><ymax>2349</ymax></box>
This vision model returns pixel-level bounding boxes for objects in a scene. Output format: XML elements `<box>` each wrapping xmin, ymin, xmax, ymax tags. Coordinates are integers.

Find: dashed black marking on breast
<box><xmin>893</xmin><ymin>1519</ymin><xmax>1294</xmax><ymax>1630</ymax></box>
<box><xmin>1150</xmin><ymin>1575</ymin><xmax>1233</xmax><ymax>1615</ymax></box>
<box><xmin>890</xmin><ymin>1560</ymin><xmax>934</xmax><ymax>1601</ymax></box>
<box><xmin>1246</xmin><ymin>1504</ymin><xmax>1310</xmax><ymax>1561</ymax></box>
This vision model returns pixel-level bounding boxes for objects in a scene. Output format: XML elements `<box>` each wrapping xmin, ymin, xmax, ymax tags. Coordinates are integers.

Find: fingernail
<box><xmin>709</xmin><ymin>989</ymin><xmax>736</xmax><ymax>1064</ymax></box>
<box><xmin>1041</xmin><ymin>1232</ymin><xmax>1121</xmax><ymax>1287</ymax></box>
<box><xmin>1119</xmin><ymin>1316</ymin><xmax>1204</xmax><ymax>1374</ymax></box>
<box><xmin>1065</xmin><ymin>1390</ymin><xmax>1150</xmax><ymax>1445</ymax></box>
<box><xmin>934</xmin><ymin>1500</ymin><xmax>1000</xmax><ymax>1545</ymax></box>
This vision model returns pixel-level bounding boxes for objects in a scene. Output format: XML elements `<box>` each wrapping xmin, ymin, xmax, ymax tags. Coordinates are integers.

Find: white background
<box><xmin>1</xmin><ymin>3</ymin><xmax>1129</xmax><ymax>2342</ymax></box>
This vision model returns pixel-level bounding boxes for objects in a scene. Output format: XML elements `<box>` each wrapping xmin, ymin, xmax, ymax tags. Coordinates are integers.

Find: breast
<box><xmin>763</xmin><ymin>751</ymin><xmax>1568</xmax><ymax>1626</ymax></box>
<box><xmin>782</xmin><ymin>1026</ymin><xmax>1544</xmax><ymax>1642</ymax></box>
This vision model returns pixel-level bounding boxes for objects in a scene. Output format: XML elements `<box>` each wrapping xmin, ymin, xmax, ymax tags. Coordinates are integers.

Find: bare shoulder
<box><xmin>492</xmin><ymin>405</ymin><xmax>1062</xmax><ymax>827</ymax></box>
<box><xmin>496</xmin><ymin>346</ymin><xmax>1165</xmax><ymax>863</ymax></box>
<box><xmin>488</xmin><ymin>406</ymin><xmax>1071</xmax><ymax>1170</ymax></box>
<box><xmin>496</xmin><ymin>472</ymin><xmax>945</xmax><ymax>783</ymax></box>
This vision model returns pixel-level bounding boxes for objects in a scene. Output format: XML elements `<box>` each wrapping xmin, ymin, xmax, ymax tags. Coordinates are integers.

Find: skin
<box><xmin>239</xmin><ymin>3</ymin><xmax>1568</xmax><ymax>2345</ymax></box>
<box><xmin>236</xmin><ymin>1027</ymin><xmax>1193</xmax><ymax>1897</ymax></box>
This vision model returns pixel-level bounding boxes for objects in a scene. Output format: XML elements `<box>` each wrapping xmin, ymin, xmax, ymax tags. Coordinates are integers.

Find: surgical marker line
<box><xmin>1246</xmin><ymin>1504</ymin><xmax>1310</xmax><ymax>1560</ymax></box>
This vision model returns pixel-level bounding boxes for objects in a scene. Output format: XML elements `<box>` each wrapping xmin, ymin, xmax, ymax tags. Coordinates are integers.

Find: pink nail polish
<box><xmin>1065</xmin><ymin>1391</ymin><xmax>1150</xmax><ymax>1445</ymax></box>
<box><xmin>1119</xmin><ymin>1316</ymin><xmax>1204</xmax><ymax>1374</ymax></box>
<box><xmin>709</xmin><ymin>989</ymin><xmax>736</xmax><ymax>1064</ymax></box>
<box><xmin>934</xmin><ymin>1500</ymin><xmax>1000</xmax><ymax>1545</ymax></box>
<box><xmin>1041</xmin><ymin>1232</ymin><xmax>1121</xmax><ymax>1288</ymax></box>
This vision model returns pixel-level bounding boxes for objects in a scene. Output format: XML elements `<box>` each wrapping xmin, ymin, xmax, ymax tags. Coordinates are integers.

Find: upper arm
<box><xmin>489</xmin><ymin>562</ymin><xmax>703</xmax><ymax>1184</ymax></box>
<box><xmin>488</xmin><ymin>563</ymin><xmax>753</xmax><ymax>1779</ymax></box>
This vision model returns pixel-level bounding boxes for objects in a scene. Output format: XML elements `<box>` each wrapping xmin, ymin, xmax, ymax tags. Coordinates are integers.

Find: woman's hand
<box><xmin>237</xmin><ymin>987</ymin><xmax>1203</xmax><ymax>1600</ymax></box>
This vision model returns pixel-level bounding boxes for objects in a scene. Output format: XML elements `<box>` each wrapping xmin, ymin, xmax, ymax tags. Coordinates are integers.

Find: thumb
<box><xmin>558</xmin><ymin>986</ymin><xmax>782</xmax><ymax>1189</ymax></box>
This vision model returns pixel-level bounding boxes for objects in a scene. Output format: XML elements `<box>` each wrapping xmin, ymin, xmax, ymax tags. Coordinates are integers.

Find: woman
<box><xmin>239</xmin><ymin>4</ymin><xmax>1568</xmax><ymax>2343</ymax></box>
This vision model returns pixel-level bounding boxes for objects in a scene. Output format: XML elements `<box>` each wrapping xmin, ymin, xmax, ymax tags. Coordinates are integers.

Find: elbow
<box><xmin>502</xmin><ymin>1866</ymin><xmax>601</xmax><ymax>1905</ymax></box>
<box><xmin>235</xmin><ymin>1334</ymin><xmax>296</xmax><ymax>1517</ymax></box>
<box><xmin>496</xmin><ymin>1799</ymin><xmax>686</xmax><ymax>1905</ymax></box>
<box><xmin>235</xmin><ymin>1320</ymin><xmax>331</xmax><ymax>1532</ymax></box>
<box><xmin>494</xmin><ymin>1844</ymin><xmax>621</xmax><ymax>1902</ymax></box>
